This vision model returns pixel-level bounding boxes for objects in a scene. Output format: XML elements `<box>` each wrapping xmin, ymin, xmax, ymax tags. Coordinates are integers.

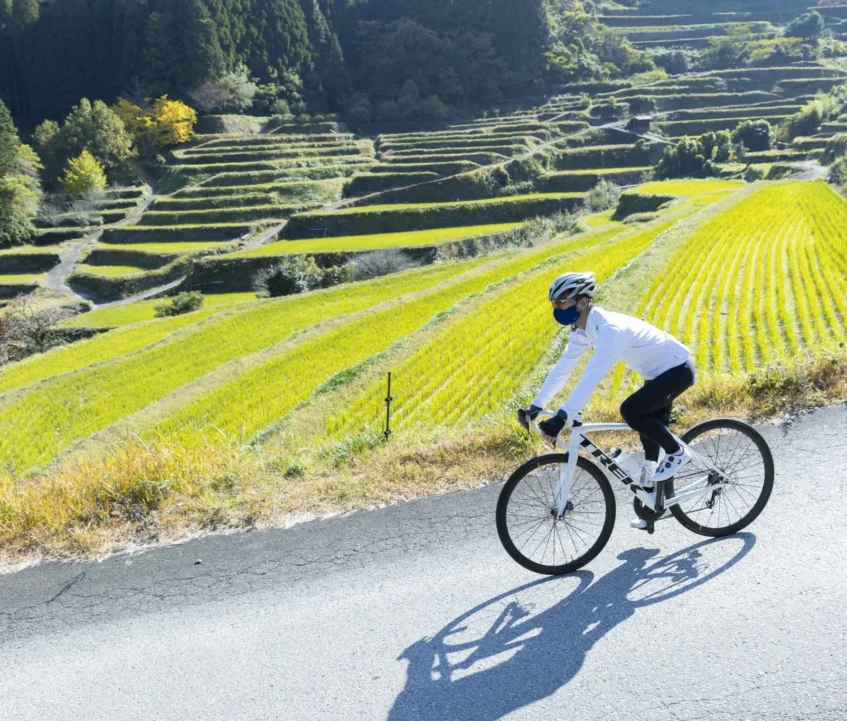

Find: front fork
<box><xmin>552</xmin><ymin>449</ymin><xmax>579</xmax><ymax>520</ymax></box>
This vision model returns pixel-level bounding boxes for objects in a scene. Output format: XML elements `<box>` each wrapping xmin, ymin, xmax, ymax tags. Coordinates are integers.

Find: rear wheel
<box><xmin>668</xmin><ymin>418</ymin><xmax>774</xmax><ymax>537</ymax></box>
<box><xmin>496</xmin><ymin>453</ymin><xmax>615</xmax><ymax>575</ymax></box>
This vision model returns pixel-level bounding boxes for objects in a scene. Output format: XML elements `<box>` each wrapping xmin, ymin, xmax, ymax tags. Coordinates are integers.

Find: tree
<box><xmin>112</xmin><ymin>95</ymin><xmax>197</xmax><ymax>147</ymax></box>
<box><xmin>11</xmin><ymin>0</ymin><xmax>37</xmax><ymax>26</ymax></box>
<box><xmin>60</xmin><ymin>150</ymin><xmax>107</xmax><ymax>197</ymax></box>
<box><xmin>188</xmin><ymin>67</ymin><xmax>257</xmax><ymax>113</ymax></box>
<box><xmin>701</xmin><ymin>130</ymin><xmax>732</xmax><ymax>163</ymax></box>
<box><xmin>0</xmin><ymin>101</ymin><xmax>40</xmax><ymax>248</ymax></box>
<box><xmin>0</xmin><ymin>99</ymin><xmax>19</xmax><ymax>176</ymax></box>
<box><xmin>786</xmin><ymin>11</ymin><xmax>825</xmax><ymax>41</ymax></box>
<box><xmin>0</xmin><ymin>296</ymin><xmax>74</xmax><ymax>364</ymax></box>
<box><xmin>33</xmin><ymin>99</ymin><xmax>136</xmax><ymax>183</ymax></box>
<box><xmin>143</xmin><ymin>0</ymin><xmax>226</xmax><ymax>96</ymax></box>
<box><xmin>0</xmin><ymin>0</ymin><xmax>12</xmax><ymax>30</ymax></box>
<box><xmin>147</xmin><ymin>96</ymin><xmax>197</xmax><ymax>146</ymax></box>
<box><xmin>732</xmin><ymin>120</ymin><xmax>774</xmax><ymax>152</ymax></box>
<box><xmin>656</xmin><ymin>136</ymin><xmax>709</xmax><ymax>179</ymax></box>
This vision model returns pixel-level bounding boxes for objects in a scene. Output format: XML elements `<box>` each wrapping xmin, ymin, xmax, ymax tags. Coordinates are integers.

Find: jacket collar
<box><xmin>578</xmin><ymin>306</ymin><xmax>600</xmax><ymax>342</ymax></box>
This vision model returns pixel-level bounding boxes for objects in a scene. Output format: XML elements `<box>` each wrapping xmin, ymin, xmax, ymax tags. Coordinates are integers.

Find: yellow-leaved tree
<box><xmin>112</xmin><ymin>98</ymin><xmax>154</xmax><ymax>139</ymax></box>
<box><xmin>149</xmin><ymin>96</ymin><xmax>197</xmax><ymax>146</ymax></box>
<box><xmin>59</xmin><ymin>150</ymin><xmax>107</xmax><ymax>197</ymax></box>
<box><xmin>111</xmin><ymin>96</ymin><xmax>197</xmax><ymax>148</ymax></box>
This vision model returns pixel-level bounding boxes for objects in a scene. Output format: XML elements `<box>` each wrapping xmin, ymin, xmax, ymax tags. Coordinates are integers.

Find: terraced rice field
<box><xmin>61</xmin><ymin>292</ymin><xmax>257</xmax><ymax>328</ymax></box>
<box><xmin>77</xmin><ymin>265</ymin><xmax>146</xmax><ymax>277</ymax></box>
<box><xmin>640</xmin><ymin>182</ymin><xmax>847</xmax><ymax>374</ymax></box>
<box><xmin>232</xmin><ymin>224</ymin><xmax>522</xmax><ymax>257</ymax></box>
<box><xmin>0</xmin><ymin>255</ymin><xmax>501</xmax><ymax>471</ymax></box>
<box><xmin>323</xmin><ymin>220</ymin><xmax>676</xmax><ymax>438</ymax></box>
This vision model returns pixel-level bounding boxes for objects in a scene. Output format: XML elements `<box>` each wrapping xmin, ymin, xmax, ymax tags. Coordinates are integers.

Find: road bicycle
<box><xmin>496</xmin><ymin>411</ymin><xmax>774</xmax><ymax>575</ymax></box>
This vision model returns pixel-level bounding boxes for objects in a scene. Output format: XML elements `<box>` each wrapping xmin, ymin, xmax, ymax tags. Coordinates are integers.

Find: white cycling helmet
<box><xmin>548</xmin><ymin>272</ymin><xmax>596</xmax><ymax>302</ymax></box>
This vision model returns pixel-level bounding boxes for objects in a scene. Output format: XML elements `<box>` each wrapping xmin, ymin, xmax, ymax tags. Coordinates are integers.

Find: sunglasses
<box><xmin>551</xmin><ymin>299</ymin><xmax>576</xmax><ymax>309</ymax></box>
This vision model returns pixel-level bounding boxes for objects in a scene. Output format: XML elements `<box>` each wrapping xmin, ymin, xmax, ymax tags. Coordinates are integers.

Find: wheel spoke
<box><xmin>671</xmin><ymin>424</ymin><xmax>771</xmax><ymax>533</ymax></box>
<box><xmin>501</xmin><ymin>459</ymin><xmax>611</xmax><ymax>572</ymax></box>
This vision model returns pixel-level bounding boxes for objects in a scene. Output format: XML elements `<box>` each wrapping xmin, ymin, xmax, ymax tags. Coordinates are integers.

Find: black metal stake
<box><xmin>384</xmin><ymin>372</ymin><xmax>393</xmax><ymax>440</ymax></box>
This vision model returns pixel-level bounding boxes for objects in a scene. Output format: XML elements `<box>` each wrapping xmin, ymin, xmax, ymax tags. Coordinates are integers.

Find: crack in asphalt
<box><xmin>0</xmin><ymin>501</ymin><xmax>493</xmax><ymax>640</ymax></box>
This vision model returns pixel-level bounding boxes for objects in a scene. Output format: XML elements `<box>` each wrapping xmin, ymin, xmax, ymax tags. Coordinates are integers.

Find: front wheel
<box><xmin>496</xmin><ymin>453</ymin><xmax>616</xmax><ymax>575</ymax></box>
<box><xmin>668</xmin><ymin>418</ymin><xmax>774</xmax><ymax>537</ymax></box>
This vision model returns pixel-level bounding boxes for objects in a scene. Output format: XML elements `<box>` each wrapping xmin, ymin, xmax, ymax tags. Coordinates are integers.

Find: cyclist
<box><xmin>518</xmin><ymin>272</ymin><xmax>696</xmax><ymax>525</ymax></box>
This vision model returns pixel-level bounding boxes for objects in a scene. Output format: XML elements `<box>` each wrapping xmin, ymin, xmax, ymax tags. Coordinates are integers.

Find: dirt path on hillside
<box><xmin>46</xmin><ymin>187</ymin><xmax>155</xmax><ymax>302</ymax></box>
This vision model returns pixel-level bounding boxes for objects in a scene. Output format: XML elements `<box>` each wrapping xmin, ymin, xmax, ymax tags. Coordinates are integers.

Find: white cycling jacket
<box><xmin>532</xmin><ymin>306</ymin><xmax>690</xmax><ymax>417</ymax></box>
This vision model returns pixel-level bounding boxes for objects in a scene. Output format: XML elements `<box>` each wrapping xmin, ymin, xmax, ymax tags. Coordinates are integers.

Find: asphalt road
<box><xmin>2</xmin><ymin>406</ymin><xmax>846</xmax><ymax>720</ymax></box>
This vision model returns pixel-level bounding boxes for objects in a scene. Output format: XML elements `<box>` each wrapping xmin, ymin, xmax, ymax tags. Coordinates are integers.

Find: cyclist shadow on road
<box><xmin>387</xmin><ymin>533</ymin><xmax>756</xmax><ymax>721</ymax></box>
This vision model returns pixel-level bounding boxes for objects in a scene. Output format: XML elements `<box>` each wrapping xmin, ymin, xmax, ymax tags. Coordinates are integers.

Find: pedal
<box><xmin>647</xmin><ymin>522</ymin><xmax>655</xmax><ymax>535</ymax></box>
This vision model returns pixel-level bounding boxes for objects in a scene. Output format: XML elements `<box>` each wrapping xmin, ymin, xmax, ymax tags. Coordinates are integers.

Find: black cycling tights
<box><xmin>619</xmin><ymin>359</ymin><xmax>696</xmax><ymax>462</ymax></box>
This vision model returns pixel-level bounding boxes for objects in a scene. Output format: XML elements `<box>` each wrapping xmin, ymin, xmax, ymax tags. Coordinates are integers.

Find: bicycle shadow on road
<box><xmin>387</xmin><ymin>533</ymin><xmax>756</xmax><ymax>721</ymax></box>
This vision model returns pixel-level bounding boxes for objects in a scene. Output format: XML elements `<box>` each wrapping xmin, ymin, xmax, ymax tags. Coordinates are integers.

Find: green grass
<box><xmin>232</xmin><ymin>223</ymin><xmax>522</xmax><ymax>257</ymax></box>
<box><xmin>634</xmin><ymin>180</ymin><xmax>746</xmax><ymax>196</ymax></box>
<box><xmin>62</xmin><ymin>292</ymin><xmax>257</xmax><ymax>328</ymax></box>
<box><xmin>98</xmin><ymin>241</ymin><xmax>227</xmax><ymax>253</ymax></box>
<box><xmin>550</xmin><ymin>166</ymin><xmax>653</xmax><ymax>175</ymax></box>
<box><xmin>0</xmin><ymin>274</ymin><xmax>42</xmax><ymax>284</ymax></box>
<box><xmin>0</xmin><ymin>246</ymin><xmax>59</xmax><ymax>256</ymax></box>
<box><xmin>77</xmin><ymin>265</ymin><xmax>146</xmax><ymax>277</ymax></box>
<box><xmin>323</xmin><ymin>193</ymin><xmax>582</xmax><ymax>215</ymax></box>
<box><xmin>583</xmin><ymin>210</ymin><xmax>617</xmax><ymax>228</ymax></box>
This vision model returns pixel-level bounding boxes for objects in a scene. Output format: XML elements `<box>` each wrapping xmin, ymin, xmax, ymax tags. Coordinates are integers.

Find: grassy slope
<box><xmin>62</xmin><ymin>293</ymin><xmax>258</xmax><ymax>329</ymax></box>
<box><xmin>231</xmin><ymin>223</ymin><xmax>522</xmax><ymax>257</ymax></box>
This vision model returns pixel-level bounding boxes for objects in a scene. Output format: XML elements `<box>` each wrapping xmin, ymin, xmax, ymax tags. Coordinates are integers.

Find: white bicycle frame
<box><xmin>531</xmin><ymin>412</ymin><xmax>730</xmax><ymax>519</ymax></box>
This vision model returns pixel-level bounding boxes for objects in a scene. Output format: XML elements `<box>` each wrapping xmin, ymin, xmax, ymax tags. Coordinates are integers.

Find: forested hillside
<box><xmin>0</xmin><ymin>0</ymin><xmax>659</xmax><ymax>127</ymax></box>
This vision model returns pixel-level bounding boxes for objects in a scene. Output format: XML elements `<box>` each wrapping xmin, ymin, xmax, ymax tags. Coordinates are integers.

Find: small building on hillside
<box><xmin>627</xmin><ymin>115</ymin><xmax>653</xmax><ymax>133</ymax></box>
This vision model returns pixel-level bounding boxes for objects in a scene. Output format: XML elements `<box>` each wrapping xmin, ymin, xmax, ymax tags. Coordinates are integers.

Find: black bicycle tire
<box><xmin>669</xmin><ymin>418</ymin><xmax>774</xmax><ymax>537</ymax></box>
<box><xmin>496</xmin><ymin>453</ymin><xmax>616</xmax><ymax>575</ymax></box>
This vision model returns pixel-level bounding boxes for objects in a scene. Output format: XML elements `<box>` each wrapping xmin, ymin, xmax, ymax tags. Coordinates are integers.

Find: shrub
<box><xmin>829</xmin><ymin>155</ymin><xmax>847</xmax><ymax>187</ymax></box>
<box><xmin>785</xmin><ymin>11</ymin><xmax>825</xmax><ymax>41</ymax></box>
<box><xmin>731</xmin><ymin>120</ymin><xmax>773</xmax><ymax>152</ymax></box>
<box><xmin>252</xmin><ymin>256</ymin><xmax>353</xmax><ymax>297</ymax></box>
<box><xmin>154</xmin><ymin>291</ymin><xmax>204</xmax><ymax>318</ymax></box>
<box><xmin>59</xmin><ymin>150</ymin><xmax>107</xmax><ymax>197</ymax></box>
<box><xmin>779</xmin><ymin>87</ymin><xmax>846</xmax><ymax>141</ymax></box>
<box><xmin>744</xmin><ymin>166</ymin><xmax>765</xmax><ymax>182</ymax></box>
<box><xmin>655</xmin><ymin>50</ymin><xmax>689</xmax><ymax>75</ymax></box>
<box><xmin>588</xmin><ymin>180</ymin><xmax>622</xmax><ymax>212</ymax></box>
<box><xmin>350</xmin><ymin>249</ymin><xmax>420</xmax><ymax>281</ymax></box>
<box><xmin>271</xmin><ymin>99</ymin><xmax>291</xmax><ymax>116</ymax></box>
<box><xmin>822</xmin><ymin>133</ymin><xmax>847</xmax><ymax>164</ymax></box>
<box><xmin>628</xmin><ymin>97</ymin><xmax>655</xmax><ymax>115</ymax></box>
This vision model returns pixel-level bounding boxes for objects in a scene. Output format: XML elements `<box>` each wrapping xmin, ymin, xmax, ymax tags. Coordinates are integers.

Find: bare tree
<box><xmin>0</xmin><ymin>296</ymin><xmax>75</xmax><ymax>364</ymax></box>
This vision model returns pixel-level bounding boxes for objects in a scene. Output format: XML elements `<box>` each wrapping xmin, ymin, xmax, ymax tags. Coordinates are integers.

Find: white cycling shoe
<box><xmin>652</xmin><ymin>444</ymin><xmax>692</xmax><ymax>482</ymax></box>
<box><xmin>630</xmin><ymin>518</ymin><xmax>649</xmax><ymax>530</ymax></box>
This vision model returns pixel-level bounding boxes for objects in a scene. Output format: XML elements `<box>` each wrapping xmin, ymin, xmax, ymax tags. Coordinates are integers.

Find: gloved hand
<box><xmin>517</xmin><ymin>404</ymin><xmax>543</xmax><ymax>431</ymax></box>
<box><xmin>538</xmin><ymin>409</ymin><xmax>572</xmax><ymax>442</ymax></box>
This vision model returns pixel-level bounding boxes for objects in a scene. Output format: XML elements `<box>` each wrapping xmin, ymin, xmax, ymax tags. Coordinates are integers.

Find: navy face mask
<box><xmin>553</xmin><ymin>305</ymin><xmax>581</xmax><ymax>326</ymax></box>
